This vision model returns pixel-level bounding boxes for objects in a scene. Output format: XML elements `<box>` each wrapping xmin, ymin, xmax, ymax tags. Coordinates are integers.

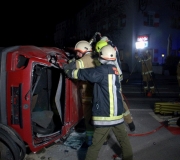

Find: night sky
<box><xmin>0</xmin><ymin>1</ymin><xmax>91</xmax><ymax>47</ymax></box>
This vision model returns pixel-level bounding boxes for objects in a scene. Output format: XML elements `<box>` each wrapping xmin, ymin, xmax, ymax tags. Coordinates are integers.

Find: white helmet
<box><xmin>101</xmin><ymin>36</ymin><xmax>109</xmax><ymax>42</ymax></box>
<box><xmin>74</xmin><ymin>40</ymin><xmax>92</xmax><ymax>54</ymax></box>
<box><xmin>100</xmin><ymin>45</ymin><xmax>116</xmax><ymax>60</ymax></box>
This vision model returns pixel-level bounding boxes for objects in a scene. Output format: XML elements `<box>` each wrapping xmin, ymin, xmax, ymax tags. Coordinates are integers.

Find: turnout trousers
<box><xmin>85</xmin><ymin>123</ymin><xmax>133</xmax><ymax>160</ymax></box>
<box><xmin>81</xmin><ymin>82</ymin><xmax>95</xmax><ymax>145</ymax></box>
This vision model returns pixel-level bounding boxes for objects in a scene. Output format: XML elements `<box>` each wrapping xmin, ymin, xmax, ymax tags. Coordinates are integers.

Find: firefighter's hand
<box><xmin>63</xmin><ymin>63</ymin><xmax>69</xmax><ymax>70</ymax></box>
<box><xmin>68</xmin><ymin>58</ymin><xmax>75</xmax><ymax>64</ymax></box>
<box><xmin>64</xmin><ymin>69</ymin><xmax>74</xmax><ymax>79</ymax></box>
<box><xmin>119</xmin><ymin>74</ymin><xmax>123</xmax><ymax>81</ymax></box>
<box><xmin>63</xmin><ymin>61</ymin><xmax>76</xmax><ymax>71</ymax></box>
<box><xmin>120</xmin><ymin>87</ymin><xmax>122</xmax><ymax>93</ymax></box>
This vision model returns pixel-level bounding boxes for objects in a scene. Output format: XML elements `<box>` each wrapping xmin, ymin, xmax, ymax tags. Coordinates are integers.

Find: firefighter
<box><xmin>95</xmin><ymin>38</ymin><xmax>135</xmax><ymax>132</ymax></box>
<box><xmin>135</xmin><ymin>50</ymin><xmax>155</xmax><ymax>96</ymax></box>
<box><xmin>177</xmin><ymin>60</ymin><xmax>180</xmax><ymax>97</ymax></box>
<box><xmin>63</xmin><ymin>40</ymin><xmax>96</xmax><ymax>147</ymax></box>
<box><xmin>64</xmin><ymin>44</ymin><xmax>133</xmax><ymax>160</ymax></box>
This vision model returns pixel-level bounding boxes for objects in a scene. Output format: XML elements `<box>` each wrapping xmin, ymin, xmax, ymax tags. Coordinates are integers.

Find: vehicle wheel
<box><xmin>0</xmin><ymin>141</ymin><xmax>14</xmax><ymax>160</ymax></box>
<box><xmin>0</xmin><ymin>124</ymin><xmax>26</xmax><ymax>160</ymax></box>
<box><xmin>0</xmin><ymin>124</ymin><xmax>23</xmax><ymax>142</ymax></box>
<box><xmin>0</xmin><ymin>130</ymin><xmax>20</xmax><ymax>160</ymax></box>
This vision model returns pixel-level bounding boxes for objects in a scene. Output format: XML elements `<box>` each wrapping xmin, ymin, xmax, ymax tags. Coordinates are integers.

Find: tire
<box><xmin>0</xmin><ymin>124</ymin><xmax>26</xmax><ymax>160</ymax></box>
<box><xmin>0</xmin><ymin>130</ymin><xmax>20</xmax><ymax>160</ymax></box>
<box><xmin>0</xmin><ymin>124</ymin><xmax>23</xmax><ymax>142</ymax></box>
<box><xmin>0</xmin><ymin>141</ymin><xmax>14</xmax><ymax>160</ymax></box>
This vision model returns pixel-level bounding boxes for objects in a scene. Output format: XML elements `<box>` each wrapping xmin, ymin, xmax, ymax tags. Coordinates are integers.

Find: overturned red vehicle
<box><xmin>0</xmin><ymin>46</ymin><xmax>83</xmax><ymax>160</ymax></box>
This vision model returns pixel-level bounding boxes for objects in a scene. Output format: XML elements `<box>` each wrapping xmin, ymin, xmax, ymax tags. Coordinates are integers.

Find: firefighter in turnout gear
<box><xmin>135</xmin><ymin>50</ymin><xmax>155</xmax><ymax>96</ymax></box>
<box><xmin>95</xmin><ymin>37</ymin><xmax>135</xmax><ymax>132</ymax></box>
<box><xmin>63</xmin><ymin>40</ymin><xmax>96</xmax><ymax>147</ymax></box>
<box><xmin>177</xmin><ymin>60</ymin><xmax>180</xmax><ymax>97</ymax></box>
<box><xmin>65</xmin><ymin>44</ymin><xmax>133</xmax><ymax>160</ymax></box>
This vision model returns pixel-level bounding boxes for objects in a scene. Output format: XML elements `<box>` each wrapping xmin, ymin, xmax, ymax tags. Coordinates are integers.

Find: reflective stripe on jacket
<box><xmin>76</xmin><ymin>53</ymin><xmax>95</xmax><ymax>69</ymax></box>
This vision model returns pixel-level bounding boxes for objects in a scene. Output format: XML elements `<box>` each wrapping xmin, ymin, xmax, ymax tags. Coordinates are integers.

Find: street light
<box><xmin>162</xmin><ymin>53</ymin><xmax>164</xmax><ymax>64</ymax></box>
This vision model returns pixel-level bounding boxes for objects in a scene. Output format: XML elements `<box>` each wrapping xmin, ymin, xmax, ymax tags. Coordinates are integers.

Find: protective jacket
<box><xmin>76</xmin><ymin>52</ymin><xmax>95</xmax><ymax>69</ymax></box>
<box><xmin>136</xmin><ymin>51</ymin><xmax>155</xmax><ymax>93</ymax></box>
<box><xmin>72</xmin><ymin>64</ymin><xmax>124</xmax><ymax>127</ymax></box>
<box><xmin>141</xmin><ymin>54</ymin><xmax>153</xmax><ymax>77</ymax></box>
<box><xmin>95</xmin><ymin>39</ymin><xmax>135</xmax><ymax>131</ymax></box>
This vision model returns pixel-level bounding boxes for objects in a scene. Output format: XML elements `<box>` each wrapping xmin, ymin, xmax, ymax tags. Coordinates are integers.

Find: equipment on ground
<box><xmin>163</xmin><ymin>117</ymin><xmax>180</xmax><ymax>127</ymax></box>
<box><xmin>154</xmin><ymin>101</ymin><xmax>180</xmax><ymax>115</ymax></box>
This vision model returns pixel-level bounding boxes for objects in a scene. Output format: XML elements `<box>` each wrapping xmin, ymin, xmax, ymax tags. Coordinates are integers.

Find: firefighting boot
<box><xmin>143</xmin><ymin>81</ymin><xmax>148</xmax><ymax>96</ymax></box>
<box><xmin>113</xmin><ymin>154</ymin><xmax>122</xmax><ymax>160</ymax></box>
<box><xmin>81</xmin><ymin>135</ymin><xmax>93</xmax><ymax>149</ymax></box>
<box><xmin>147</xmin><ymin>91</ymin><xmax>152</xmax><ymax>97</ymax></box>
<box><xmin>150</xmin><ymin>87</ymin><xmax>156</xmax><ymax>96</ymax></box>
<box><xmin>86</xmin><ymin>131</ymin><xmax>93</xmax><ymax>146</ymax></box>
<box><xmin>144</xmin><ymin>88</ymin><xmax>149</xmax><ymax>97</ymax></box>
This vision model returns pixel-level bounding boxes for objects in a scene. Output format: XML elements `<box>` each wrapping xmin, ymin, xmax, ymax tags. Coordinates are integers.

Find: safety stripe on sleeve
<box><xmin>123</xmin><ymin>110</ymin><xmax>130</xmax><ymax>116</ymax></box>
<box><xmin>77</xmin><ymin>59</ymin><xmax>84</xmax><ymax>68</ymax></box>
<box><xmin>73</xmin><ymin>69</ymin><xmax>79</xmax><ymax>79</ymax></box>
<box><xmin>142</xmin><ymin>70</ymin><xmax>153</xmax><ymax>75</ymax></box>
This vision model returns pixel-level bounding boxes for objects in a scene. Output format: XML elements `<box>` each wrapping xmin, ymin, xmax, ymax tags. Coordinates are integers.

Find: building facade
<box><xmin>54</xmin><ymin>0</ymin><xmax>180</xmax><ymax>71</ymax></box>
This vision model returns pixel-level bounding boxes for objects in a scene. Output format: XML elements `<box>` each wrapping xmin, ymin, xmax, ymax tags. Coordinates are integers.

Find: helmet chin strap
<box><xmin>85</xmin><ymin>51</ymin><xmax>91</xmax><ymax>55</ymax></box>
<box><xmin>98</xmin><ymin>58</ymin><xmax>115</xmax><ymax>65</ymax></box>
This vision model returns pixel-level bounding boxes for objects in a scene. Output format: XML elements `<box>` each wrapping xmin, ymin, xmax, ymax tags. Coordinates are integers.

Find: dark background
<box><xmin>0</xmin><ymin>1</ymin><xmax>91</xmax><ymax>47</ymax></box>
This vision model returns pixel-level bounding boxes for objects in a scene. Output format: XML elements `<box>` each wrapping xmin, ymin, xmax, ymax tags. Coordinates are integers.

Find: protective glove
<box><xmin>63</xmin><ymin>63</ymin><xmax>69</xmax><ymax>70</ymax></box>
<box><xmin>120</xmin><ymin>82</ymin><xmax>122</xmax><ymax>93</ymax></box>
<box><xmin>64</xmin><ymin>69</ymin><xmax>74</xmax><ymax>79</ymax></box>
<box><xmin>63</xmin><ymin>60</ymin><xmax>76</xmax><ymax>71</ymax></box>
<box><xmin>119</xmin><ymin>74</ymin><xmax>123</xmax><ymax>81</ymax></box>
<box><xmin>68</xmin><ymin>58</ymin><xmax>76</xmax><ymax>64</ymax></box>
